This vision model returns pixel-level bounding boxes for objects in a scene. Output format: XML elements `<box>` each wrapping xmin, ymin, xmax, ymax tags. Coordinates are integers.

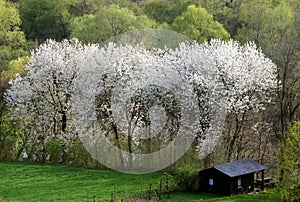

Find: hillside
<box><xmin>0</xmin><ymin>162</ymin><xmax>279</xmax><ymax>201</ymax></box>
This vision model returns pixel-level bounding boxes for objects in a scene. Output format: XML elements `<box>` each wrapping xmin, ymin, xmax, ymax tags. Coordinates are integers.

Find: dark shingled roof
<box><xmin>213</xmin><ymin>159</ymin><xmax>265</xmax><ymax>177</ymax></box>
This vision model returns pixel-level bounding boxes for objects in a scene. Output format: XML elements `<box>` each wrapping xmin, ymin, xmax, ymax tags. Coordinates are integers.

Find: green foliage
<box><xmin>279</xmin><ymin>122</ymin><xmax>300</xmax><ymax>201</ymax></box>
<box><xmin>1</xmin><ymin>56</ymin><xmax>30</xmax><ymax>79</ymax></box>
<box><xmin>234</xmin><ymin>0</ymin><xmax>300</xmax><ymax>141</ymax></box>
<box><xmin>45</xmin><ymin>139</ymin><xmax>62</xmax><ymax>164</ymax></box>
<box><xmin>171</xmin><ymin>4</ymin><xmax>230</xmax><ymax>44</ymax></box>
<box><xmin>68</xmin><ymin>0</ymin><xmax>105</xmax><ymax>16</ymax></box>
<box><xmin>144</xmin><ymin>0</ymin><xmax>200</xmax><ymax>25</ymax></box>
<box><xmin>236</xmin><ymin>0</ymin><xmax>295</xmax><ymax>48</ymax></box>
<box><xmin>69</xmin><ymin>14</ymin><xmax>98</xmax><ymax>43</ymax></box>
<box><xmin>0</xmin><ymin>0</ymin><xmax>28</xmax><ymax>72</ymax></box>
<box><xmin>0</xmin><ymin>1</ymin><xmax>28</xmax><ymax>162</ymax></box>
<box><xmin>68</xmin><ymin>0</ymin><xmax>144</xmax><ymax>17</ymax></box>
<box><xmin>174</xmin><ymin>164</ymin><xmax>199</xmax><ymax>192</ymax></box>
<box><xmin>0</xmin><ymin>46</ymin><xmax>28</xmax><ymax>73</ymax></box>
<box><xmin>69</xmin><ymin>4</ymin><xmax>156</xmax><ymax>44</ymax></box>
<box><xmin>0</xmin><ymin>112</ymin><xmax>23</xmax><ymax>161</ymax></box>
<box><xmin>19</xmin><ymin>0</ymin><xmax>75</xmax><ymax>42</ymax></box>
<box><xmin>144</xmin><ymin>0</ymin><xmax>171</xmax><ymax>23</ymax></box>
<box><xmin>0</xmin><ymin>0</ymin><xmax>25</xmax><ymax>46</ymax></box>
<box><xmin>200</xmin><ymin>0</ymin><xmax>239</xmax><ymax>37</ymax></box>
<box><xmin>108</xmin><ymin>0</ymin><xmax>143</xmax><ymax>15</ymax></box>
<box><xmin>66</xmin><ymin>140</ymin><xmax>97</xmax><ymax>167</ymax></box>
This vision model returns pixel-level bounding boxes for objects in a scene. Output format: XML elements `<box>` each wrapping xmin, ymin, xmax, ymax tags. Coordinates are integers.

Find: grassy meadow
<box><xmin>0</xmin><ymin>162</ymin><xmax>279</xmax><ymax>201</ymax></box>
<box><xmin>0</xmin><ymin>162</ymin><xmax>163</xmax><ymax>201</ymax></box>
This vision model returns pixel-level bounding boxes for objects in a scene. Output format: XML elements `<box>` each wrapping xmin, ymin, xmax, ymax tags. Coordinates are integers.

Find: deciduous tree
<box><xmin>69</xmin><ymin>4</ymin><xmax>156</xmax><ymax>44</ymax></box>
<box><xmin>280</xmin><ymin>121</ymin><xmax>300</xmax><ymax>201</ymax></box>
<box><xmin>5</xmin><ymin>39</ymin><xmax>89</xmax><ymax>162</ymax></box>
<box><xmin>143</xmin><ymin>0</ymin><xmax>171</xmax><ymax>23</ymax></box>
<box><xmin>19</xmin><ymin>0</ymin><xmax>74</xmax><ymax>42</ymax></box>
<box><xmin>171</xmin><ymin>4</ymin><xmax>230</xmax><ymax>44</ymax></box>
<box><xmin>169</xmin><ymin>39</ymin><xmax>277</xmax><ymax>160</ymax></box>
<box><xmin>236</xmin><ymin>0</ymin><xmax>300</xmax><ymax>140</ymax></box>
<box><xmin>6</xmin><ymin>38</ymin><xmax>277</xmax><ymax>169</ymax></box>
<box><xmin>0</xmin><ymin>0</ymin><xmax>27</xmax><ymax>72</ymax></box>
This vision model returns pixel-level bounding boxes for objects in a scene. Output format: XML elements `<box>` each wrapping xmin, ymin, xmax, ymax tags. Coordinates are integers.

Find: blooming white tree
<box><xmin>71</xmin><ymin>39</ymin><xmax>277</xmax><ymax>172</ymax></box>
<box><xmin>165</xmin><ymin>39</ymin><xmax>277</xmax><ymax>158</ymax></box>
<box><xmin>5</xmin><ymin>39</ymin><xmax>90</xmax><ymax>162</ymax></box>
<box><xmin>6</xmin><ymin>36</ymin><xmax>277</xmax><ymax>170</ymax></box>
<box><xmin>207</xmin><ymin>39</ymin><xmax>277</xmax><ymax>161</ymax></box>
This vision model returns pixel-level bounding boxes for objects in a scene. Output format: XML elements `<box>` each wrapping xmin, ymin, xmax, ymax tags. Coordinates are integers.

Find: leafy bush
<box><xmin>45</xmin><ymin>139</ymin><xmax>62</xmax><ymax>163</ymax></box>
<box><xmin>174</xmin><ymin>164</ymin><xmax>199</xmax><ymax>192</ymax></box>
<box><xmin>279</xmin><ymin>122</ymin><xmax>300</xmax><ymax>201</ymax></box>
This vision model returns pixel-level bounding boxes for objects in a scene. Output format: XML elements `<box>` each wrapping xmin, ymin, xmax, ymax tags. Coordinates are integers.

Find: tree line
<box><xmin>0</xmin><ymin>0</ymin><xmax>299</xmax><ymax>200</ymax></box>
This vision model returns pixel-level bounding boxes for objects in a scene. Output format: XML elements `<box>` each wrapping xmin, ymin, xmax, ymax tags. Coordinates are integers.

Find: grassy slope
<box><xmin>0</xmin><ymin>162</ymin><xmax>279</xmax><ymax>201</ymax></box>
<box><xmin>0</xmin><ymin>162</ymin><xmax>162</xmax><ymax>201</ymax></box>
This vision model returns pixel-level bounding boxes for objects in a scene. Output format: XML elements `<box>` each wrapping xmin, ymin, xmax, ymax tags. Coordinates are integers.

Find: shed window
<box><xmin>209</xmin><ymin>178</ymin><xmax>214</xmax><ymax>185</ymax></box>
<box><xmin>237</xmin><ymin>178</ymin><xmax>242</xmax><ymax>186</ymax></box>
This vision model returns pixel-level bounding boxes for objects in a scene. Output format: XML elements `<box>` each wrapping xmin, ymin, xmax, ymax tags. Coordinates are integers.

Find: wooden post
<box><xmin>111</xmin><ymin>193</ymin><xmax>114</xmax><ymax>202</ymax></box>
<box><xmin>148</xmin><ymin>183</ymin><xmax>152</xmax><ymax>200</ymax></box>
<box><xmin>166</xmin><ymin>173</ymin><xmax>170</xmax><ymax>199</ymax></box>
<box><xmin>114</xmin><ymin>184</ymin><xmax>117</xmax><ymax>201</ymax></box>
<box><xmin>261</xmin><ymin>170</ymin><xmax>265</xmax><ymax>191</ymax></box>
<box><xmin>140</xmin><ymin>176</ymin><xmax>142</xmax><ymax>199</ymax></box>
<box><xmin>159</xmin><ymin>179</ymin><xmax>162</xmax><ymax>198</ymax></box>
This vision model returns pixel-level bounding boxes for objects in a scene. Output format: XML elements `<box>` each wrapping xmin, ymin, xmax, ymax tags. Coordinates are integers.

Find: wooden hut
<box><xmin>198</xmin><ymin>159</ymin><xmax>266</xmax><ymax>196</ymax></box>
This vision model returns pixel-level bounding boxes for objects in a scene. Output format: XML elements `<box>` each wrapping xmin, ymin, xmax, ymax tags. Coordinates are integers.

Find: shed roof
<box><xmin>213</xmin><ymin>158</ymin><xmax>265</xmax><ymax>177</ymax></box>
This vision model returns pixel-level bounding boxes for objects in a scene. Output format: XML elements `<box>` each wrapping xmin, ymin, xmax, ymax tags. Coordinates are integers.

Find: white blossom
<box><xmin>6</xmin><ymin>38</ymin><xmax>277</xmax><ymax>164</ymax></box>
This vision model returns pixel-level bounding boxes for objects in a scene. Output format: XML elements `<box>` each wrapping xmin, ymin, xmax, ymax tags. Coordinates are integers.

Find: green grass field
<box><xmin>0</xmin><ymin>162</ymin><xmax>279</xmax><ymax>201</ymax></box>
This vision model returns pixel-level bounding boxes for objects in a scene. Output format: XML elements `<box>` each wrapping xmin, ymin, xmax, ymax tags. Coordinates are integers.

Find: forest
<box><xmin>0</xmin><ymin>0</ymin><xmax>300</xmax><ymax>201</ymax></box>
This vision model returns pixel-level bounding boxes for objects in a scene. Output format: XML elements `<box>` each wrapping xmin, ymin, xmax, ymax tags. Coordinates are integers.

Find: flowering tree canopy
<box><xmin>6</xmin><ymin>37</ymin><xmax>277</xmax><ymax>170</ymax></box>
<box><xmin>5</xmin><ymin>39</ymin><xmax>89</xmax><ymax>161</ymax></box>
